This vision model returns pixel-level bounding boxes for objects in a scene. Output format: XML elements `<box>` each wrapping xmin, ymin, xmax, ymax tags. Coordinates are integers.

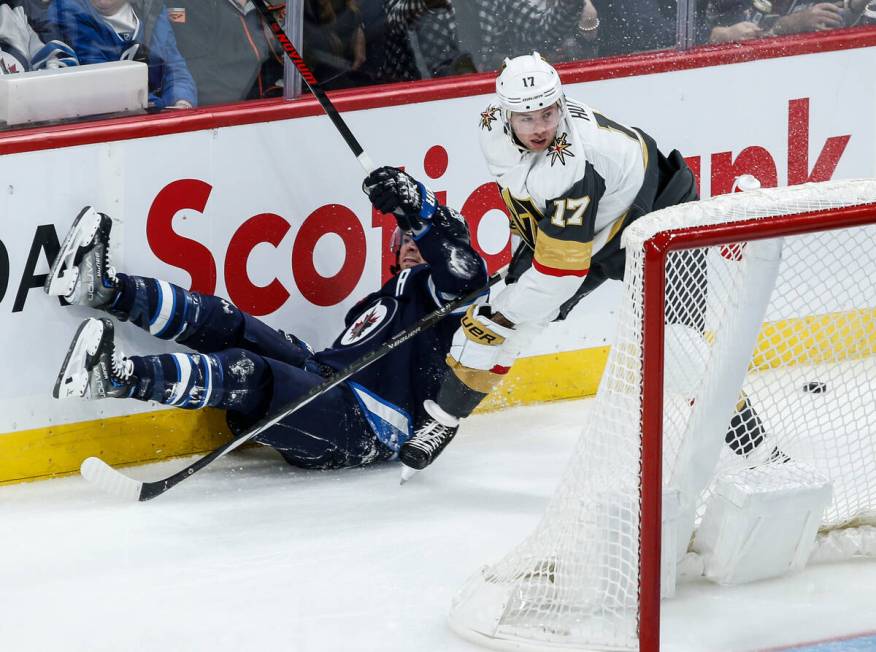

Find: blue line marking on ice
<box><xmin>773</xmin><ymin>633</ymin><xmax>876</xmax><ymax>652</ymax></box>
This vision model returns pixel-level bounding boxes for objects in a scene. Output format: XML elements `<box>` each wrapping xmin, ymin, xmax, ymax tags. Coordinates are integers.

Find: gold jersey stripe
<box><xmin>446</xmin><ymin>356</ymin><xmax>508</xmax><ymax>394</ymax></box>
<box><xmin>607</xmin><ymin>211</ymin><xmax>628</xmax><ymax>242</ymax></box>
<box><xmin>595</xmin><ymin>128</ymin><xmax>648</xmax><ymax>249</ymax></box>
<box><xmin>500</xmin><ymin>186</ymin><xmax>541</xmax><ymax>249</ymax></box>
<box><xmin>593</xmin><ymin>111</ymin><xmax>649</xmax><ymax>169</ymax></box>
<box><xmin>640</xmin><ymin>132</ymin><xmax>649</xmax><ymax>170</ymax></box>
<box><xmin>534</xmin><ymin>229</ymin><xmax>593</xmax><ymax>272</ymax></box>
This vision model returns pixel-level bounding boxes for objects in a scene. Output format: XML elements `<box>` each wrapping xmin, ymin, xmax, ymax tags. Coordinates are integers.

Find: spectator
<box><xmin>413</xmin><ymin>6</ymin><xmax>476</xmax><ymax>78</ymax></box>
<box><xmin>591</xmin><ymin>0</ymin><xmax>677</xmax><ymax>56</ymax></box>
<box><xmin>698</xmin><ymin>0</ymin><xmax>765</xmax><ymax>43</ymax></box>
<box><xmin>303</xmin><ymin>0</ymin><xmax>370</xmax><ymax>89</ymax></box>
<box><xmin>166</xmin><ymin>0</ymin><xmax>285</xmax><ymax>106</ymax></box>
<box><xmin>773</xmin><ymin>0</ymin><xmax>870</xmax><ymax>34</ymax></box>
<box><xmin>0</xmin><ymin>2</ymin><xmax>78</xmax><ymax>73</ymax></box>
<box><xmin>460</xmin><ymin>0</ymin><xmax>587</xmax><ymax>70</ymax></box>
<box><xmin>356</xmin><ymin>0</ymin><xmax>387</xmax><ymax>82</ymax></box>
<box><xmin>702</xmin><ymin>0</ymin><xmax>872</xmax><ymax>43</ymax></box>
<box><xmin>379</xmin><ymin>0</ymin><xmax>585</xmax><ymax>83</ymax></box>
<box><xmin>379</xmin><ymin>0</ymin><xmax>470</xmax><ymax>82</ymax></box>
<box><xmin>48</xmin><ymin>0</ymin><xmax>196</xmax><ymax>109</ymax></box>
<box><xmin>8</xmin><ymin>0</ymin><xmax>61</xmax><ymax>45</ymax></box>
<box><xmin>536</xmin><ymin>0</ymin><xmax>599</xmax><ymax>63</ymax></box>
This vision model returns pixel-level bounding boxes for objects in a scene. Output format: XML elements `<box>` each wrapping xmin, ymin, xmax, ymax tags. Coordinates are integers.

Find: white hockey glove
<box><xmin>362</xmin><ymin>166</ymin><xmax>438</xmax><ymax>234</ymax></box>
<box><xmin>446</xmin><ymin>304</ymin><xmax>517</xmax><ymax>394</ymax></box>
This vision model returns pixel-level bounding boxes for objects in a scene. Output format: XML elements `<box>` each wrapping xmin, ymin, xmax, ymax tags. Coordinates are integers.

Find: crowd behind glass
<box><xmin>0</xmin><ymin>0</ymin><xmax>873</xmax><ymax>129</ymax></box>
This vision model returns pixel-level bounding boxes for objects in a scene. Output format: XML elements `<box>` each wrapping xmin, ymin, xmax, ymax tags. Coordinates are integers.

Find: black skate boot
<box><xmin>45</xmin><ymin>206</ymin><xmax>118</xmax><ymax>308</ymax></box>
<box><xmin>53</xmin><ymin>318</ymin><xmax>136</xmax><ymax>400</ymax></box>
<box><xmin>399</xmin><ymin>400</ymin><xmax>460</xmax><ymax>482</ymax></box>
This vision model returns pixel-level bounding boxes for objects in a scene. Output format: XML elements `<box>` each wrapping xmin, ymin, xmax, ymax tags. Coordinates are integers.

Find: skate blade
<box><xmin>44</xmin><ymin>206</ymin><xmax>101</xmax><ymax>297</ymax></box>
<box><xmin>52</xmin><ymin>318</ymin><xmax>103</xmax><ymax>399</ymax></box>
<box><xmin>399</xmin><ymin>464</ymin><xmax>419</xmax><ymax>485</ymax></box>
<box><xmin>53</xmin><ymin>372</ymin><xmax>88</xmax><ymax>399</ymax></box>
<box><xmin>45</xmin><ymin>267</ymin><xmax>78</xmax><ymax>298</ymax></box>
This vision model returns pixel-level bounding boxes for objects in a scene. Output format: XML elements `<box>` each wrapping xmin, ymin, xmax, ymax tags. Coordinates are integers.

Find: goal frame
<box><xmin>638</xmin><ymin>202</ymin><xmax>876</xmax><ymax>651</ymax></box>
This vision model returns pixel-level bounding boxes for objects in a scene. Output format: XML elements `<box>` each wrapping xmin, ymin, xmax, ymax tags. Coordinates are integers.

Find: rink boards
<box><xmin>0</xmin><ymin>36</ymin><xmax>875</xmax><ymax>483</ymax></box>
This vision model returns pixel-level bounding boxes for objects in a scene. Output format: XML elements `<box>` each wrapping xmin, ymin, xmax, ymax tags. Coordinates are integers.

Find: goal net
<box><xmin>448</xmin><ymin>179</ymin><xmax>876</xmax><ymax>651</ymax></box>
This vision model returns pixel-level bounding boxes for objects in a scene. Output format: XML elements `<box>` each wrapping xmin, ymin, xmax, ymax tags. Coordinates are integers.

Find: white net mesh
<box><xmin>448</xmin><ymin>179</ymin><xmax>876</xmax><ymax>651</ymax></box>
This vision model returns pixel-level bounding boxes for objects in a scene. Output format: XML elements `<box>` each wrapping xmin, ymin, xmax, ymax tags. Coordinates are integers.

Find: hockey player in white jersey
<box><xmin>397</xmin><ymin>52</ymin><xmax>769</xmax><ymax>478</ymax></box>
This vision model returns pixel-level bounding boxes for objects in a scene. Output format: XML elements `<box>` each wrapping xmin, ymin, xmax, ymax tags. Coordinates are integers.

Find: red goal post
<box><xmin>449</xmin><ymin>179</ymin><xmax>876</xmax><ymax>652</ymax></box>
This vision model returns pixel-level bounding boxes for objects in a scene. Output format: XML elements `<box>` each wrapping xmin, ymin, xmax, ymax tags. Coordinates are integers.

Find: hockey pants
<box><xmin>106</xmin><ymin>274</ymin><xmax>392</xmax><ymax>469</ymax></box>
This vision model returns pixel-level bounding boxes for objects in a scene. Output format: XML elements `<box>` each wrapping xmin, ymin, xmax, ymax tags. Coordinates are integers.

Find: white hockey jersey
<box><xmin>478</xmin><ymin>98</ymin><xmax>651</xmax><ymax>325</ymax></box>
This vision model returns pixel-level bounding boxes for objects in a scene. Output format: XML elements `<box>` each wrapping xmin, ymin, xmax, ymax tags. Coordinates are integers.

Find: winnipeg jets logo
<box><xmin>546</xmin><ymin>132</ymin><xmax>575</xmax><ymax>166</ymax></box>
<box><xmin>350</xmin><ymin>310</ymin><xmax>379</xmax><ymax>339</ymax></box>
<box><xmin>0</xmin><ymin>53</ymin><xmax>21</xmax><ymax>74</ymax></box>
<box><xmin>340</xmin><ymin>298</ymin><xmax>398</xmax><ymax>346</ymax></box>
<box><xmin>480</xmin><ymin>106</ymin><xmax>500</xmax><ymax>131</ymax></box>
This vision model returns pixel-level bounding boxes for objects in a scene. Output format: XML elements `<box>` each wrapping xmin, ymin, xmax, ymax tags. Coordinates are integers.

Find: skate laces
<box><xmin>410</xmin><ymin>420</ymin><xmax>454</xmax><ymax>454</ymax></box>
<box><xmin>92</xmin><ymin>220</ymin><xmax>116</xmax><ymax>287</ymax></box>
<box><xmin>97</xmin><ymin>240</ymin><xmax>117</xmax><ymax>285</ymax></box>
<box><xmin>110</xmin><ymin>352</ymin><xmax>133</xmax><ymax>382</ymax></box>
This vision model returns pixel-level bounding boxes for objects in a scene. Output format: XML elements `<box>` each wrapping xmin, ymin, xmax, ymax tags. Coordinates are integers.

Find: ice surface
<box><xmin>1</xmin><ymin>399</ymin><xmax>874</xmax><ymax>652</ymax></box>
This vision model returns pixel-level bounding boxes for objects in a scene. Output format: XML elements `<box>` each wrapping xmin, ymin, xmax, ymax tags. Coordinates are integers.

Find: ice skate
<box><xmin>53</xmin><ymin>317</ymin><xmax>135</xmax><ymax>400</ymax></box>
<box><xmin>399</xmin><ymin>400</ymin><xmax>460</xmax><ymax>483</ymax></box>
<box><xmin>45</xmin><ymin>206</ymin><xmax>118</xmax><ymax>307</ymax></box>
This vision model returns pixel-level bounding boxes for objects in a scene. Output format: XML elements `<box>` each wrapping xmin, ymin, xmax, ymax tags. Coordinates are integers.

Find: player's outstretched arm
<box><xmin>363</xmin><ymin>166</ymin><xmax>488</xmax><ymax>298</ymax></box>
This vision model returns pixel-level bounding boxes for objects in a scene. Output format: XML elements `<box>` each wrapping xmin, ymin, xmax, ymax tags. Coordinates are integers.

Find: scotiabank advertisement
<box><xmin>0</xmin><ymin>45</ymin><xmax>873</xmax><ymax>433</ymax></box>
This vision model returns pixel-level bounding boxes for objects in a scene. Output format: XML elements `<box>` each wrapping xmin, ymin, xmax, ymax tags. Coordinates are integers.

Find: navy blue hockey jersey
<box><xmin>314</xmin><ymin>220</ymin><xmax>487</xmax><ymax>449</ymax></box>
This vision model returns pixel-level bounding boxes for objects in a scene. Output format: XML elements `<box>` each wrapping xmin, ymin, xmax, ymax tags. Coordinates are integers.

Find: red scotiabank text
<box><xmin>146</xmin><ymin>98</ymin><xmax>850</xmax><ymax>315</ymax></box>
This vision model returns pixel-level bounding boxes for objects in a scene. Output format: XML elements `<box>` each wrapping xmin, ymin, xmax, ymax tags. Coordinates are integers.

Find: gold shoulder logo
<box><xmin>480</xmin><ymin>106</ymin><xmax>500</xmax><ymax>131</ymax></box>
<box><xmin>546</xmin><ymin>132</ymin><xmax>575</xmax><ymax>166</ymax></box>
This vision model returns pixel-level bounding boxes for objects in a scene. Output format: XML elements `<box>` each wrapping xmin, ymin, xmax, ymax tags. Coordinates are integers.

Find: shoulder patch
<box><xmin>480</xmin><ymin>106</ymin><xmax>500</xmax><ymax>131</ymax></box>
<box><xmin>339</xmin><ymin>297</ymin><xmax>398</xmax><ymax>346</ymax></box>
<box><xmin>546</xmin><ymin>132</ymin><xmax>575</xmax><ymax>166</ymax></box>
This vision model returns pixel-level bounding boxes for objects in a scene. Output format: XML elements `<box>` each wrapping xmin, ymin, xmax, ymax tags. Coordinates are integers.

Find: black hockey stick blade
<box><xmin>250</xmin><ymin>0</ymin><xmax>374</xmax><ymax>173</ymax></box>
<box><xmin>80</xmin><ymin>270</ymin><xmax>504</xmax><ymax>501</ymax></box>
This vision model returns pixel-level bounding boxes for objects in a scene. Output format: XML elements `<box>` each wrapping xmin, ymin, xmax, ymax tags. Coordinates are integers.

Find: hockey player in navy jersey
<box><xmin>45</xmin><ymin>195</ymin><xmax>487</xmax><ymax>470</ymax></box>
<box><xmin>395</xmin><ymin>52</ymin><xmax>774</xmax><ymax>478</ymax></box>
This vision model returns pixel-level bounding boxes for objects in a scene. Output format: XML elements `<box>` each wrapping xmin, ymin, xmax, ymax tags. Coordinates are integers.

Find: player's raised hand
<box><xmin>362</xmin><ymin>166</ymin><xmax>438</xmax><ymax>233</ymax></box>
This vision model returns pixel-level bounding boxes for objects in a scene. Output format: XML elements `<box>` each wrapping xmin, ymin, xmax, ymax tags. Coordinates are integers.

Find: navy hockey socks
<box><xmin>110</xmin><ymin>274</ymin><xmax>244</xmax><ymax>350</ymax></box>
<box><xmin>127</xmin><ymin>349</ymin><xmax>271</xmax><ymax>415</ymax></box>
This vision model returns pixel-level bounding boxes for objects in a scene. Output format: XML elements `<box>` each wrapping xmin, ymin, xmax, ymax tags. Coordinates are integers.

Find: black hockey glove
<box><xmin>362</xmin><ymin>166</ymin><xmax>438</xmax><ymax>233</ymax></box>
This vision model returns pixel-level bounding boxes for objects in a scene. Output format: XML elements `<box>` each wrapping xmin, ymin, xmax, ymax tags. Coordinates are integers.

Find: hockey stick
<box><xmin>250</xmin><ymin>0</ymin><xmax>374</xmax><ymax>173</ymax></box>
<box><xmin>80</xmin><ymin>270</ymin><xmax>504</xmax><ymax>501</ymax></box>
